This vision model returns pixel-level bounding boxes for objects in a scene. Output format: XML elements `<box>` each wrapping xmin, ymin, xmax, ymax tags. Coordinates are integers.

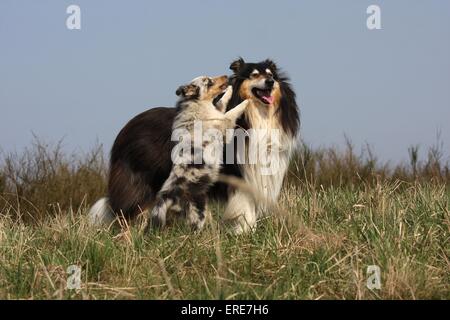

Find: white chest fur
<box><xmin>240</xmin><ymin>100</ymin><xmax>295</xmax><ymax>215</ymax></box>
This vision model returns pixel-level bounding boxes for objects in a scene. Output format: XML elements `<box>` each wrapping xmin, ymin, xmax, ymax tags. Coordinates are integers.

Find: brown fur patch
<box><xmin>238</xmin><ymin>79</ymin><xmax>254</xmax><ymax>100</ymax></box>
<box><xmin>271</xmin><ymin>82</ymin><xmax>282</xmax><ymax>110</ymax></box>
<box><xmin>202</xmin><ymin>75</ymin><xmax>228</xmax><ymax>101</ymax></box>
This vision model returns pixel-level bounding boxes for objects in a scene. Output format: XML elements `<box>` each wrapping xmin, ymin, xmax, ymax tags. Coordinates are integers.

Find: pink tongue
<box><xmin>262</xmin><ymin>95</ymin><xmax>274</xmax><ymax>104</ymax></box>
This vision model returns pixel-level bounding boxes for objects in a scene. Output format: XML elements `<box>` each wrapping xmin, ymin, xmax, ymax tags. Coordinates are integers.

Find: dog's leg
<box><xmin>186</xmin><ymin>196</ymin><xmax>207</xmax><ymax>231</ymax></box>
<box><xmin>223</xmin><ymin>189</ymin><xmax>256</xmax><ymax>234</ymax></box>
<box><xmin>147</xmin><ymin>171</ymin><xmax>180</xmax><ymax>229</ymax></box>
<box><xmin>225</xmin><ymin>99</ymin><xmax>249</xmax><ymax>123</ymax></box>
<box><xmin>149</xmin><ymin>194</ymin><xmax>173</xmax><ymax>228</ymax></box>
<box><xmin>216</xmin><ymin>86</ymin><xmax>233</xmax><ymax>113</ymax></box>
<box><xmin>224</xmin><ymin>100</ymin><xmax>249</xmax><ymax>144</ymax></box>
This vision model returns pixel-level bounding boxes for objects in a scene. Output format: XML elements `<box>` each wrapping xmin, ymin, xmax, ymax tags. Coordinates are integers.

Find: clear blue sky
<box><xmin>1</xmin><ymin>0</ymin><xmax>449</xmax><ymax>163</ymax></box>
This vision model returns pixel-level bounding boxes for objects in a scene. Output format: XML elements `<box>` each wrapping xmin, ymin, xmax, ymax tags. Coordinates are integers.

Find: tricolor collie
<box><xmin>222</xmin><ymin>58</ymin><xmax>300</xmax><ymax>233</ymax></box>
<box><xmin>149</xmin><ymin>75</ymin><xmax>248</xmax><ymax>230</ymax></box>
<box><xmin>88</xmin><ymin>58</ymin><xmax>300</xmax><ymax>234</ymax></box>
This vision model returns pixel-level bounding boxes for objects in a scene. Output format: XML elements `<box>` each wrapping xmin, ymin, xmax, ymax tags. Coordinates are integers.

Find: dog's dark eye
<box><xmin>207</xmin><ymin>79</ymin><xmax>213</xmax><ymax>87</ymax></box>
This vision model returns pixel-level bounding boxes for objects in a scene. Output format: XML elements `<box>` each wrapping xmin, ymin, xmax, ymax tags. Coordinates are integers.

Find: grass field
<box><xmin>0</xmin><ymin>139</ymin><xmax>449</xmax><ymax>299</ymax></box>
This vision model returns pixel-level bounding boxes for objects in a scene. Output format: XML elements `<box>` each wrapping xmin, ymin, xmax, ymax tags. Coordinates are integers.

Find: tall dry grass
<box><xmin>0</xmin><ymin>136</ymin><xmax>448</xmax><ymax>223</ymax></box>
<box><xmin>0</xmin><ymin>138</ymin><xmax>107</xmax><ymax>222</ymax></box>
<box><xmin>288</xmin><ymin>136</ymin><xmax>450</xmax><ymax>189</ymax></box>
<box><xmin>0</xmin><ymin>137</ymin><xmax>448</xmax><ymax>299</ymax></box>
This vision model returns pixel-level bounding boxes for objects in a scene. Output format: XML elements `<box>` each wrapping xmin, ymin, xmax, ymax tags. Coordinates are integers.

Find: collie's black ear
<box><xmin>230</xmin><ymin>57</ymin><xmax>245</xmax><ymax>73</ymax></box>
<box><xmin>176</xmin><ymin>84</ymin><xmax>199</xmax><ymax>98</ymax></box>
<box><xmin>264</xmin><ymin>59</ymin><xmax>278</xmax><ymax>72</ymax></box>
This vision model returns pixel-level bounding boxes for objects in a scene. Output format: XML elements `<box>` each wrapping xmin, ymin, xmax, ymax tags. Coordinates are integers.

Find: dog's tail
<box><xmin>217</xmin><ymin>174</ymin><xmax>277</xmax><ymax>211</ymax></box>
<box><xmin>87</xmin><ymin>197</ymin><xmax>116</xmax><ymax>226</ymax></box>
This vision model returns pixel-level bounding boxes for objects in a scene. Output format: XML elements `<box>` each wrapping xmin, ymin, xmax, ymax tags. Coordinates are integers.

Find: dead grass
<box><xmin>0</xmin><ymin>137</ymin><xmax>448</xmax><ymax>299</ymax></box>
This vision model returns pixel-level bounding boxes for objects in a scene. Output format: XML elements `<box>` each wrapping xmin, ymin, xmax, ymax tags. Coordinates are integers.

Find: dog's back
<box><xmin>108</xmin><ymin>107</ymin><xmax>176</xmax><ymax>220</ymax></box>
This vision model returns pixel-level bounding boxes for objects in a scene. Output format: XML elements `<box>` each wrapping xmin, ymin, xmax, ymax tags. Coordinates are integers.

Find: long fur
<box><xmin>147</xmin><ymin>76</ymin><xmax>248</xmax><ymax>230</ymax></box>
<box><xmin>88</xmin><ymin>59</ymin><xmax>300</xmax><ymax>234</ymax></box>
<box><xmin>221</xmin><ymin>58</ymin><xmax>300</xmax><ymax>233</ymax></box>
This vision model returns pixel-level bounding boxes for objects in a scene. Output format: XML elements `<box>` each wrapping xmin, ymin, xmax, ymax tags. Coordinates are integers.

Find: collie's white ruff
<box><xmin>223</xmin><ymin>99</ymin><xmax>296</xmax><ymax>233</ymax></box>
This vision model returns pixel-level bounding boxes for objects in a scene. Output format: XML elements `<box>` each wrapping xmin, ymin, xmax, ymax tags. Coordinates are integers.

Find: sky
<box><xmin>1</xmin><ymin>0</ymin><xmax>449</xmax><ymax>163</ymax></box>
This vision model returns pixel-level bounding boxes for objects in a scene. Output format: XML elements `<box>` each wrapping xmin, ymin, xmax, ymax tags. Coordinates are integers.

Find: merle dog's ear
<box><xmin>176</xmin><ymin>84</ymin><xmax>199</xmax><ymax>98</ymax></box>
<box><xmin>175</xmin><ymin>86</ymin><xmax>184</xmax><ymax>96</ymax></box>
<box><xmin>230</xmin><ymin>57</ymin><xmax>245</xmax><ymax>74</ymax></box>
<box><xmin>265</xmin><ymin>59</ymin><xmax>278</xmax><ymax>72</ymax></box>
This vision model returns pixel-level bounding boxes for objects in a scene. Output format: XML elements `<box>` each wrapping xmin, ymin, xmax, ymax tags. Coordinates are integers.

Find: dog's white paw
<box><xmin>229</xmin><ymin>220</ymin><xmax>256</xmax><ymax>235</ymax></box>
<box><xmin>220</xmin><ymin>86</ymin><xmax>233</xmax><ymax>104</ymax></box>
<box><xmin>224</xmin><ymin>85</ymin><xmax>233</xmax><ymax>96</ymax></box>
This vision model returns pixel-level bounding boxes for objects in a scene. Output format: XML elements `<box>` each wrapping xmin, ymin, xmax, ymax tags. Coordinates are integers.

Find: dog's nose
<box><xmin>265</xmin><ymin>78</ymin><xmax>274</xmax><ymax>88</ymax></box>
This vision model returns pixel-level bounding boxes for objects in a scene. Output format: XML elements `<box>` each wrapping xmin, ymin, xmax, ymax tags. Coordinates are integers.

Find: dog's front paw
<box><xmin>191</xmin><ymin>219</ymin><xmax>206</xmax><ymax>232</ymax></box>
<box><xmin>187</xmin><ymin>214</ymin><xmax>206</xmax><ymax>232</ymax></box>
<box><xmin>225</xmin><ymin>219</ymin><xmax>256</xmax><ymax>235</ymax></box>
<box><xmin>221</xmin><ymin>86</ymin><xmax>233</xmax><ymax>102</ymax></box>
<box><xmin>225</xmin><ymin>85</ymin><xmax>233</xmax><ymax>95</ymax></box>
<box><xmin>242</xmin><ymin>99</ymin><xmax>250</xmax><ymax>107</ymax></box>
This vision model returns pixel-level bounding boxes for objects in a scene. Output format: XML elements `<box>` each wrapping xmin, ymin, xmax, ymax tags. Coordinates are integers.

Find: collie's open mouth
<box><xmin>252</xmin><ymin>88</ymin><xmax>274</xmax><ymax>104</ymax></box>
